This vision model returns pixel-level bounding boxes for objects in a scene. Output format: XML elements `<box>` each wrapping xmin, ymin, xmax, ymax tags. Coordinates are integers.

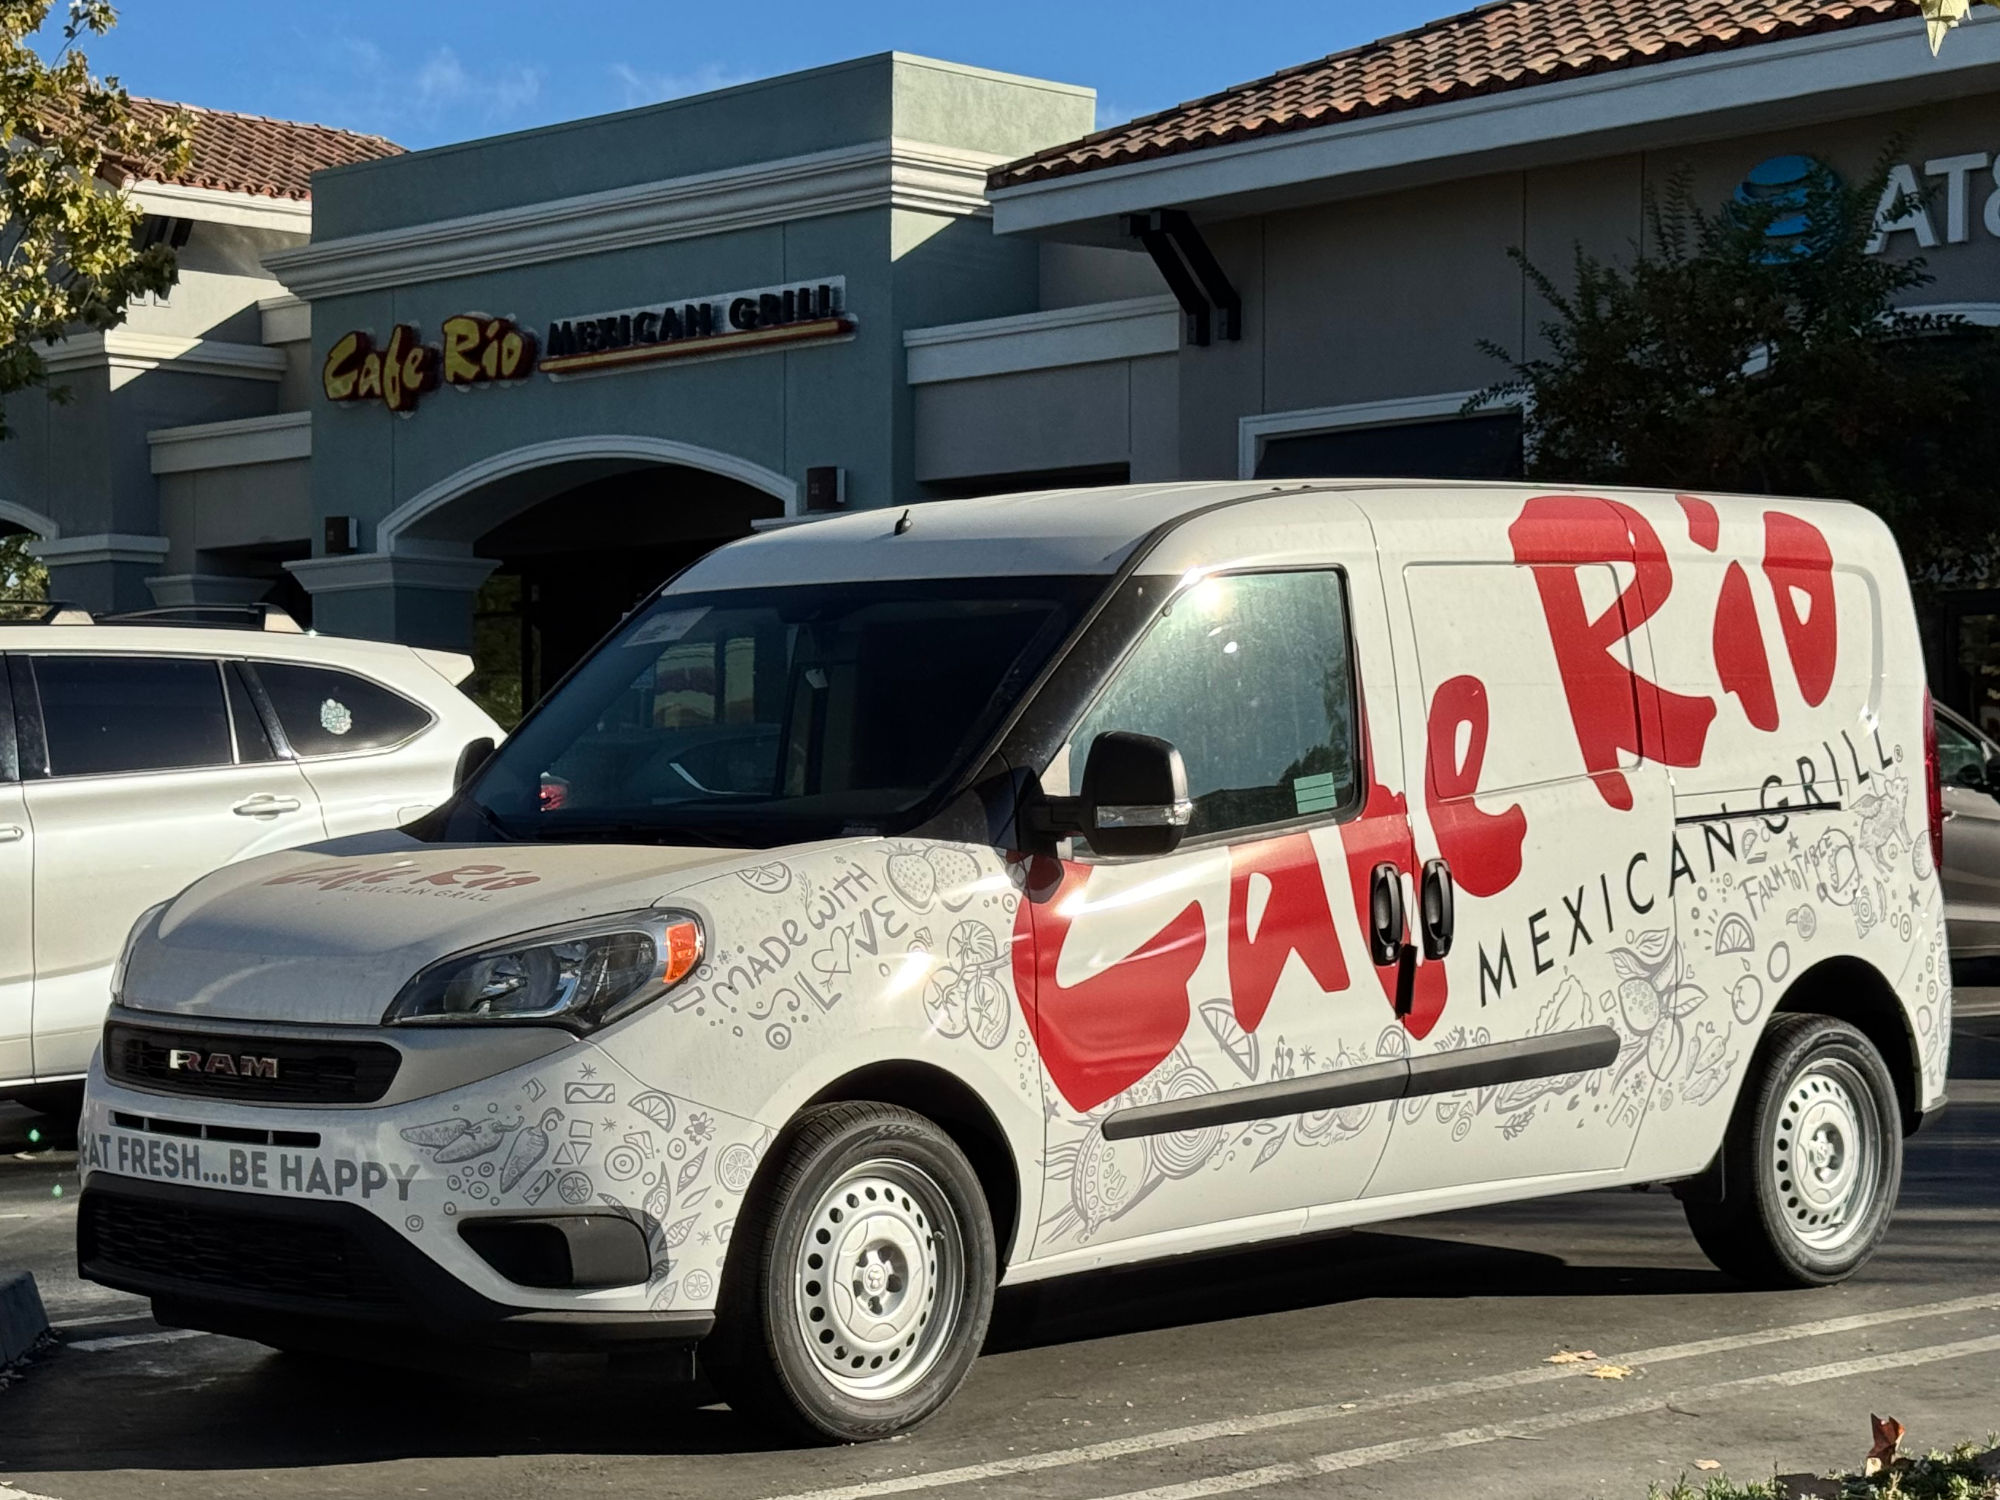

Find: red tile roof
<box><xmin>124</xmin><ymin>99</ymin><xmax>401</xmax><ymax>202</ymax></box>
<box><xmin>991</xmin><ymin>0</ymin><xmax>1920</xmax><ymax>190</ymax></box>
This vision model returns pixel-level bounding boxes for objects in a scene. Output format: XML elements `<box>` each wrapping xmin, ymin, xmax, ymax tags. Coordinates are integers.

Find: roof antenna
<box><xmin>893</xmin><ymin>509</ymin><xmax>913</xmax><ymax>535</ymax></box>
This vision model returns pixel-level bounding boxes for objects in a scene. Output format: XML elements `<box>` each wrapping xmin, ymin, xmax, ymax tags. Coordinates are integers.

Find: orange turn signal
<box><xmin>661</xmin><ymin>918</ymin><xmax>703</xmax><ymax>987</ymax></box>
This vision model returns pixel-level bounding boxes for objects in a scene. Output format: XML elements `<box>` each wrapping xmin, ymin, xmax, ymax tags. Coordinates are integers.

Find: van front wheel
<box><xmin>707</xmin><ymin>1102</ymin><xmax>996</xmax><ymax>1443</ymax></box>
<box><xmin>1683</xmin><ymin>1014</ymin><xmax>1902</xmax><ymax>1288</ymax></box>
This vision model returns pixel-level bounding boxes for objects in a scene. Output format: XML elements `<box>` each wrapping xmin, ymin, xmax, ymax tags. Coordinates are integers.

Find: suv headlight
<box><xmin>384</xmin><ymin>911</ymin><xmax>702</xmax><ymax>1031</ymax></box>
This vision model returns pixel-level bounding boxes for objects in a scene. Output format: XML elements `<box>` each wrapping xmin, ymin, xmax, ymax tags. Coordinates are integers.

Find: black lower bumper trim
<box><xmin>79</xmin><ymin>1177</ymin><xmax>713</xmax><ymax>1353</ymax></box>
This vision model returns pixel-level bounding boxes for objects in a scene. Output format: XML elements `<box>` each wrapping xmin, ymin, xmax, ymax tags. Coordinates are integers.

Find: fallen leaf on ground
<box><xmin>1864</xmin><ymin>1414</ymin><xmax>1905</xmax><ymax>1477</ymax></box>
<box><xmin>1585</xmin><ymin>1364</ymin><xmax>1633</xmax><ymax>1380</ymax></box>
<box><xmin>1545</xmin><ymin>1349</ymin><xmax>1599</xmax><ymax>1364</ymax></box>
<box><xmin>1694</xmin><ymin>1460</ymin><xmax>1722</xmax><ymax>1471</ymax></box>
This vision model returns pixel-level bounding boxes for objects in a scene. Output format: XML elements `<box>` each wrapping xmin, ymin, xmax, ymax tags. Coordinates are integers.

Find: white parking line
<box><xmin>63</xmin><ymin>1328</ymin><xmax>209</xmax><ymax>1354</ymax></box>
<box><xmin>1082</xmin><ymin>1333</ymin><xmax>2000</xmax><ymax>1500</ymax></box>
<box><xmin>0</xmin><ymin>1484</ymin><xmax>64</xmax><ymax>1500</ymax></box>
<box><xmin>762</xmin><ymin>1292</ymin><xmax>2000</xmax><ymax>1500</ymax></box>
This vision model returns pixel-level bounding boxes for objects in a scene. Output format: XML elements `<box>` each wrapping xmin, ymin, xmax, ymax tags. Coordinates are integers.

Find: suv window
<box><xmin>1069</xmin><ymin>570</ymin><xmax>1361</xmax><ymax>843</ymax></box>
<box><xmin>254</xmin><ymin>663</ymin><xmax>432</xmax><ymax>756</ymax></box>
<box><xmin>1937</xmin><ymin>711</ymin><xmax>1988</xmax><ymax>787</ymax></box>
<box><xmin>34</xmin><ymin>655</ymin><xmax>233</xmax><ymax>777</ymax></box>
<box><xmin>0</xmin><ymin>658</ymin><xmax>15</xmax><ymax>783</ymax></box>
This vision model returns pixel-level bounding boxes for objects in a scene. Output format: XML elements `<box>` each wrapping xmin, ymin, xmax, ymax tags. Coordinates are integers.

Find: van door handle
<box><xmin>233</xmin><ymin>794</ymin><xmax>302</xmax><ymax>817</ymax></box>
<box><xmin>1368</xmin><ymin>862</ymin><xmax>1406</xmax><ymax>967</ymax></box>
<box><xmin>0</xmin><ymin>824</ymin><xmax>22</xmax><ymax>843</ymax></box>
<box><xmin>1419</xmin><ymin>858</ymin><xmax>1456</xmax><ymax>961</ymax></box>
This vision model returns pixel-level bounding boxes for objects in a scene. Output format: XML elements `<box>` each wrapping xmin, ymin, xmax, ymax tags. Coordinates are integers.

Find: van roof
<box><xmin>676</xmin><ymin>479</ymin><xmax>1865</xmax><ymax>590</ymax></box>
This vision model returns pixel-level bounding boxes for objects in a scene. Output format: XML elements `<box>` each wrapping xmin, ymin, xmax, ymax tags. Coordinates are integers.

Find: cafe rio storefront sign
<box><xmin>322</xmin><ymin>276</ymin><xmax>853</xmax><ymax>413</ymax></box>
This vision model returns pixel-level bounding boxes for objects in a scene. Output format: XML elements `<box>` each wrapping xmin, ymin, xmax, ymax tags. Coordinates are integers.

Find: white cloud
<box><xmin>411</xmin><ymin>47</ymin><xmax>541</xmax><ymax>120</ymax></box>
<box><xmin>293</xmin><ymin>35</ymin><xmax>545</xmax><ymax>144</ymax></box>
<box><xmin>608</xmin><ymin>62</ymin><xmax>750</xmax><ymax>109</ymax></box>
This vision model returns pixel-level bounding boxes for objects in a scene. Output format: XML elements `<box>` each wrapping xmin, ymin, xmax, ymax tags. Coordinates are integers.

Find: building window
<box><xmin>925</xmin><ymin>463</ymin><xmax>1130</xmax><ymax>501</ymax></box>
<box><xmin>1255</xmin><ymin>411</ymin><xmax>1524</xmax><ymax>482</ymax></box>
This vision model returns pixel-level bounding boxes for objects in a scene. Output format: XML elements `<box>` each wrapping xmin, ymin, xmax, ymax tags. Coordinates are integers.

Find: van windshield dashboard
<box><xmin>459</xmin><ymin>574</ymin><xmax>1100</xmax><ymax>847</ymax></box>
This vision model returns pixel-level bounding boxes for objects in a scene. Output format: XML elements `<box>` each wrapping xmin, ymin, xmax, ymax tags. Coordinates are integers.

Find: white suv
<box><xmin>0</xmin><ymin>605</ymin><xmax>501</xmax><ymax>1098</ymax></box>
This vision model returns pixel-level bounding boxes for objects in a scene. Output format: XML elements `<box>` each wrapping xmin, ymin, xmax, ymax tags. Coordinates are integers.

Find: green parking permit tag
<box><xmin>1293</xmin><ymin>772</ymin><xmax>1339</xmax><ymax>815</ymax></box>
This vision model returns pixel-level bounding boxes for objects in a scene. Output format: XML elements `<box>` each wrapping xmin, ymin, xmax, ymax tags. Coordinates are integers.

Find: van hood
<box><xmin>119</xmin><ymin>834</ymin><xmax>763</xmax><ymax>1026</ymax></box>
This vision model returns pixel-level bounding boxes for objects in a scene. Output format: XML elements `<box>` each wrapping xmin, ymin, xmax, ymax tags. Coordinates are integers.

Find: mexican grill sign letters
<box><xmin>320</xmin><ymin>277</ymin><xmax>851</xmax><ymax>413</ymax></box>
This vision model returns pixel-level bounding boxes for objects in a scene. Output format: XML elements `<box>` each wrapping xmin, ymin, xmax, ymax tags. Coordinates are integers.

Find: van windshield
<box><xmin>462</xmin><ymin>575</ymin><xmax>1100</xmax><ymax>846</ymax></box>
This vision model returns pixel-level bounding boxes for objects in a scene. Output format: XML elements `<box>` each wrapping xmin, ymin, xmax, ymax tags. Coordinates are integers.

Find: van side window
<box><xmin>1069</xmin><ymin>570</ymin><xmax>1361</xmax><ymax>843</ymax></box>
<box><xmin>33</xmin><ymin>656</ymin><xmax>233</xmax><ymax>777</ymax></box>
<box><xmin>253</xmin><ymin>663</ymin><xmax>432</xmax><ymax>756</ymax></box>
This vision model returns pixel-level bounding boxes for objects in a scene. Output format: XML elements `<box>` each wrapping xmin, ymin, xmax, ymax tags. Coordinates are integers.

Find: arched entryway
<box><xmin>0</xmin><ymin>502</ymin><xmax>57</xmax><ymax>611</ymax></box>
<box><xmin>379</xmin><ymin>438</ymin><xmax>793</xmax><ymax>725</ymax></box>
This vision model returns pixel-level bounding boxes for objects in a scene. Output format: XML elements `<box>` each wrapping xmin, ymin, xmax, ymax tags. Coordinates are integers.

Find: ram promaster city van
<box><xmin>77</xmin><ymin>482</ymin><xmax>1949</xmax><ymax>1441</ymax></box>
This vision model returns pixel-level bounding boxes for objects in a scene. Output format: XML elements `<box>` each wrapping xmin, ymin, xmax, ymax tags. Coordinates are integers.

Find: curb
<box><xmin>0</xmin><ymin>1272</ymin><xmax>49</xmax><ymax>1368</ymax></box>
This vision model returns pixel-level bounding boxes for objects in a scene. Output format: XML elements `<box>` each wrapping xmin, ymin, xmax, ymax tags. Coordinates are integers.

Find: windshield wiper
<box><xmin>526</xmin><ymin>819</ymin><xmax>748</xmax><ymax>848</ymax></box>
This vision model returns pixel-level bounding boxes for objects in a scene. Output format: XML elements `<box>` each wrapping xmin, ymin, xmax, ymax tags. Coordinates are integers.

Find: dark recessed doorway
<box><xmin>467</xmin><ymin>465</ymin><xmax>781</xmax><ymax>728</ymax></box>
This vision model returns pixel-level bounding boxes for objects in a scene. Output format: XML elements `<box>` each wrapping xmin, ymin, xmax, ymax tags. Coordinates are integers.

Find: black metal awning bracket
<box><xmin>1122</xmin><ymin>210</ymin><xmax>1241</xmax><ymax>346</ymax></box>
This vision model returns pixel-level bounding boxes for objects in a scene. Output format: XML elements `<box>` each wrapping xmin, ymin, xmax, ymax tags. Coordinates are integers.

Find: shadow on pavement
<box><xmin>0</xmin><ymin>1226</ymin><xmax>1729</xmax><ymax>1473</ymax></box>
<box><xmin>0</xmin><ymin>1019</ymin><xmax>1990</xmax><ymax>1474</ymax></box>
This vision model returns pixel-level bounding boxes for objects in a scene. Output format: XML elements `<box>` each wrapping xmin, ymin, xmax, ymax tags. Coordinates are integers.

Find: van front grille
<box><xmin>104</xmin><ymin>1022</ymin><xmax>400</xmax><ymax>1105</ymax></box>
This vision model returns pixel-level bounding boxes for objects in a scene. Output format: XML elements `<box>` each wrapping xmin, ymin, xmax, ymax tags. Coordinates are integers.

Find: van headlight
<box><xmin>383</xmin><ymin>911</ymin><xmax>703</xmax><ymax>1032</ymax></box>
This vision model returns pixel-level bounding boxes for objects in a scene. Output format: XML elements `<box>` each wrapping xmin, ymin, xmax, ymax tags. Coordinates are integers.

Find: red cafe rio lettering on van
<box><xmin>1014</xmin><ymin>493</ymin><xmax>1844</xmax><ymax>1114</ymax></box>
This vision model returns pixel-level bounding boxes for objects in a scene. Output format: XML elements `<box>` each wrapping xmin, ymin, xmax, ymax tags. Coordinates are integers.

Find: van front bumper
<box><xmin>79</xmin><ymin>1174</ymin><xmax>714</xmax><ymax>1353</ymax></box>
<box><xmin>76</xmin><ymin>1030</ymin><xmax>774</xmax><ymax>1344</ymax></box>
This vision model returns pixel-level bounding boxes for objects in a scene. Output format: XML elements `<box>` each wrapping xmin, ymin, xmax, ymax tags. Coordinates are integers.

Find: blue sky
<box><xmin>82</xmin><ymin>1</ymin><xmax>1455</xmax><ymax>150</ymax></box>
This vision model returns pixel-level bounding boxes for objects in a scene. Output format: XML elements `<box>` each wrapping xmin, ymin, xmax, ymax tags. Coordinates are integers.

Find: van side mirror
<box><xmin>1985</xmin><ymin>754</ymin><xmax>2000</xmax><ymax>799</ymax></box>
<box><xmin>1079</xmin><ymin>732</ymin><xmax>1193</xmax><ymax>858</ymax></box>
<box><xmin>454</xmin><ymin>736</ymin><xmax>496</xmax><ymax>791</ymax></box>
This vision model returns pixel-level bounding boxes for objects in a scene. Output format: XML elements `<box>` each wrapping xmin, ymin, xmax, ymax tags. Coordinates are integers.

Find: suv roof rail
<box><xmin>0</xmin><ymin>599</ymin><xmax>93</xmax><ymax>625</ymax></box>
<box><xmin>98</xmin><ymin>603</ymin><xmax>304</xmax><ymax>634</ymax></box>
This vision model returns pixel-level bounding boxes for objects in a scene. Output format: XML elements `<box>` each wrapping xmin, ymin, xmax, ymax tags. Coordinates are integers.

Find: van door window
<box><xmin>32</xmin><ymin>656</ymin><xmax>233</xmax><ymax>777</ymax></box>
<box><xmin>1069</xmin><ymin>570</ymin><xmax>1361</xmax><ymax>844</ymax></box>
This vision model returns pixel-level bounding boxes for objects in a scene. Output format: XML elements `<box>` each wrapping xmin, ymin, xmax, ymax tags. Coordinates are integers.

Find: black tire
<box><xmin>1684</xmin><ymin>1014</ymin><xmax>1902</xmax><ymax>1288</ymax></box>
<box><xmin>706</xmin><ymin>1102</ymin><xmax>996</xmax><ymax>1443</ymax></box>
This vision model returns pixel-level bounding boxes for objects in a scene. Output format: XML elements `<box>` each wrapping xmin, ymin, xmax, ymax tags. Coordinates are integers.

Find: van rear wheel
<box><xmin>1683</xmin><ymin>1014</ymin><xmax>1902</xmax><ymax>1288</ymax></box>
<box><xmin>707</xmin><ymin>1102</ymin><xmax>995</xmax><ymax>1443</ymax></box>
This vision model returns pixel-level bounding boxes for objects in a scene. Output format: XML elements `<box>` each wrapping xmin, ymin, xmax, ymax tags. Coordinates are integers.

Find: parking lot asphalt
<box><xmin>3</xmin><ymin>1002</ymin><xmax>1998</xmax><ymax>1500</ymax></box>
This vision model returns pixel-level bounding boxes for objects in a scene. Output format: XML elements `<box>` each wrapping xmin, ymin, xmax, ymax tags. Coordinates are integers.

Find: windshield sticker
<box><xmin>1292</xmin><ymin>771</ymin><xmax>1340</xmax><ymax>816</ymax></box>
<box><xmin>319</xmin><ymin>698</ymin><xmax>354</xmax><ymax>736</ymax></box>
<box><xmin>625</xmin><ymin>607</ymin><xmax>709</xmax><ymax>648</ymax></box>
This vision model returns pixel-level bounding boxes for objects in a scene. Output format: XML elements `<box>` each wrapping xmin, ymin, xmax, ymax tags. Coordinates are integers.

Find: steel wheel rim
<box><xmin>1770</xmin><ymin>1057</ymin><xmax>1881</xmax><ymax>1252</ymax></box>
<box><xmin>792</xmin><ymin>1158</ymin><xmax>964</xmax><ymax>1402</ymax></box>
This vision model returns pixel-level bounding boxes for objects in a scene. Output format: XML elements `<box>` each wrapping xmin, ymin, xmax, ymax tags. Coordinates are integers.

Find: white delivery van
<box><xmin>77</xmin><ymin>483</ymin><xmax>1949</xmax><ymax>1442</ymax></box>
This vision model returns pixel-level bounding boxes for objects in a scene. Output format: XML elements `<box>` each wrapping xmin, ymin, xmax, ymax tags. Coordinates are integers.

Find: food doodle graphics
<box><xmin>78</xmin><ymin>488</ymin><xmax>1947</xmax><ymax>1310</ymax></box>
<box><xmin>384</xmin><ymin>1047</ymin><xmax>769</xmax><ymax>1309</ymax></box>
